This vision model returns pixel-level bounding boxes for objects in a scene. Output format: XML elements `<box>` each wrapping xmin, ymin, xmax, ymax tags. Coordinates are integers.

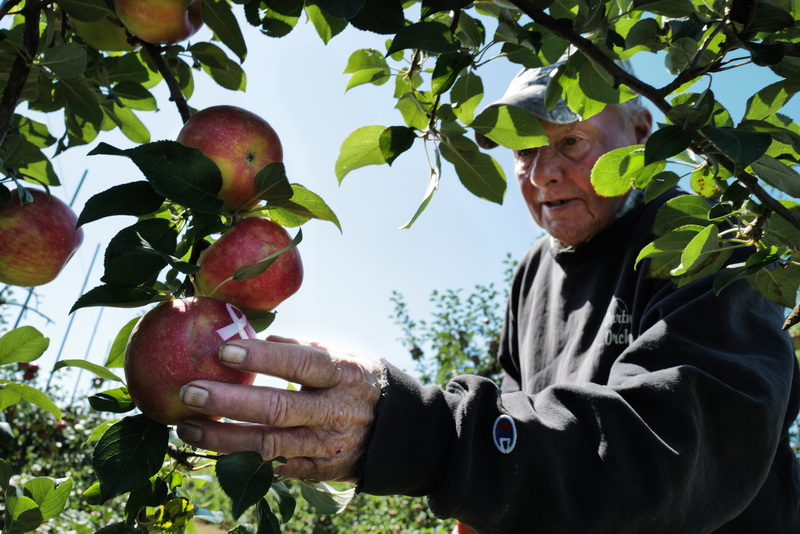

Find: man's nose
<box><xmin>527</xmin><ymin>148</ymin><xmax>563</xmax><ymax>188</ymax></box>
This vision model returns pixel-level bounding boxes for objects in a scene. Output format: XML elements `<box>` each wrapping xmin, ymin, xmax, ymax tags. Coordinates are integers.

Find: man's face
<box><xmin>513</xmin><ymin>105</ymin><xmax>651</xmax><ymax>246</ymax></box>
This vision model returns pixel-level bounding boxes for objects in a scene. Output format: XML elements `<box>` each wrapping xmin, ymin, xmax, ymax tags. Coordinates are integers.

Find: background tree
<box><xmin>0</xmin><ymin>0</ymin><xmax>798</xmax><ymax>532</ymax></box>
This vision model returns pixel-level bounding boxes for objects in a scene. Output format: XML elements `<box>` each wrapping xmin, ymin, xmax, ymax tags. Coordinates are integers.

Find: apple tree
<box><xmin>0</xmin><ymin>0</ymin><xmax>798</xmax><ymax>532</ymax></box>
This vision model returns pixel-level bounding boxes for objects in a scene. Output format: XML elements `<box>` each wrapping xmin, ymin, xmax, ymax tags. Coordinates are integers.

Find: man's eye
<box><xmin>517</xmin><ymin>148</ymin><xmax>536</xmax><ymax>157</ymax></box>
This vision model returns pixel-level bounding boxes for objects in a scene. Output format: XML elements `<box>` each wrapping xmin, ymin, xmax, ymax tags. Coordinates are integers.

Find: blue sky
<box><xmin>10</xmin><ymin>11</ymin><xmax>793</xmax><ymax>397</ymax></box>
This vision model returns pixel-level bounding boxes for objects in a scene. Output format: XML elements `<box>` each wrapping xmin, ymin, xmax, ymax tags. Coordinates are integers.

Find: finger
<box><xmin>177</xmin><ymin>419</ymin><xmax>359</xmax><ymax>482</ymax></box>
<box><xmin>180</xmin><ymin>381</ymin><xmax>327</xmax><ymax>427</ymax></box>
<box><xmin>219</xmin><ymin>339</ymin><xmax>343</xmax><ymax>389</ymax></box>
<box><xmin>177</xmin><ymin>418</ymin><xmax>338</xmax><ymax>460</ymax></box>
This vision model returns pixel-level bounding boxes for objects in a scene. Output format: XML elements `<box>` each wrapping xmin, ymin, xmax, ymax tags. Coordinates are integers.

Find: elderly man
<box><xmin>175</xmin><ymin>57</ymin><xmax>800</xmax><ymax>533</ymax></box>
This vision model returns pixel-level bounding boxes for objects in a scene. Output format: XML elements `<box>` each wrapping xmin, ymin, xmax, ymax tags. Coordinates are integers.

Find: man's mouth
<box><xmin>543</xmin><ymin>199</ymin><xmax>573</xmax><ymax>207</ymax></box>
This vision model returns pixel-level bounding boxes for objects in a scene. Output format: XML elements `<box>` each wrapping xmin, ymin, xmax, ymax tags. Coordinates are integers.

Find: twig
<box><xmin>141</xmin><ymin>42</ymin><xmax>192</xmax><ymax>124</ymax></box>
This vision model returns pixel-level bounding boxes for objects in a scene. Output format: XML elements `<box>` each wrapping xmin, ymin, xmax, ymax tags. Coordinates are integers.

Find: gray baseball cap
<box><xmin>475</xmin><ymin>55</ymin><xmax>637</xmax><ymax>149</ymax></box>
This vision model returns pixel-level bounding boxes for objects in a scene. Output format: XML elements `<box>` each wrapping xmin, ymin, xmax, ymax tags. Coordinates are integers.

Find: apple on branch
<box><xmin>124</xmin><ymin>296</ymin><xmax>257</xmax><ymax>426</ymax></box>
<box><xmin>0</xmin><ymin>187</ymin><xmax>84</xmax><ymax>287</ymax></box>
<box><xmin>114</xmin><ymin>0</ymin><xmax>203</xmax><ymax>45</ymax></box>
<box><xmin>176</xmin><ymin>105</ymin><xmax>284</xmax><ymax>212</ymax></box>
<box><xmin>194</xmin><ymin>217</ymin><xmax>303</xmax><ymax>314</ymax></box>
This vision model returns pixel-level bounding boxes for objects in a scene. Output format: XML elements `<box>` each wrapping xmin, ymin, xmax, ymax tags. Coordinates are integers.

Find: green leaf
<box><xmin>113</xmin><ymin>82</ymin><xmax>158</xmax><ymax>111</ymax></box>
<box><xmin>343</xmin><ymin>49</ymin><xmax>390</xmax><ymax>91</ymax></box>
<box><xmin>253</xmin><ymin>162</ymin><xmax>294</xmax><ymax>202</ymax></box>
<box><xmin>268</xmin><ymin>482</ymin><xmax>296</xmax><ymax>523</ymax></box>
<box><xmin>670</xmin><ymin>224</ymin><xmax>719</xmax><ymax>276</ymax></box>
<box><xmin>399</xmin><ymin>161</ymin><xmax>440</xmax><ymax>229</ymax></box>
<box><xmin>431</xmin><ymin>51</ymin><xmax>472</xmax><ymax>96</ymax></box>
<box><xmin>58</xmin><ymin>0</ymin><xmax>111</xmax><ymax>21</ymax></box>
<box><xmin>201</xmin><ymin>57</ymin><xmax>247</xmax><ymax>92</ymax></box>
<box><xmin>591</xmin><ymin>143</ymin><xmax>667</xmax><ymax>197</ymax></box>
<box><xmin>24</xmin><ymin>477</ymin><xmax>73</xmax><ymax>521</ymax></box>
<box><xmin>0</xmin><ymin>326</ymin><xmax>49</xmax><ymax>366</ymax></box>
<box><xmin>310</xmin><ymin>0</ymin><xmax>364</xmax><ymax>19</ymax></box>
<box><xmin>267</xmin><ymin>184</ymin><xmax>341</xmax><ymax>230</ymax></box>
<box><xmin>92</xmin><ymin>415</ymin><xmax>169</xmax><ymax>503</ymax></box>
<box><xmin>652</xmin><ymin>194</ymin><xmax>711</xmax><ymax>235</ymax></box>
<box><xmin>0</xmin><ymin>382</ymin><xmax>62</xmax><ymax>420</ymax></box>
<box><xmin>386</xmin><ymin>21</ymin><xmax>459</xmax><ymax>56</ymax></box>
<box><xmin>70</xmin><ymin>284</ymin><xmax>168</xmax><ymax>314</ymax></box>
<box><xmin>189</xmin><ymin>41</ymin><xmax>235</xmax><ymax>69</ymax></box>
<box><xmin>77</xmin><ymin>181</ymin><xmax>165</xmax><ymax>227</ymax></box>
<box><xmin>201</xmin><ymin>0</ymin><xmax>247</xmax><ymax>62</ymax></box>
<box><xmin>1</xmin><ymin>458</ymin><xmax>12</xmax><ymax>490</ymax></box>
<box><xmin>216</xmin><ymin>451</ymin><xmax>275</xmax><ymax>520</ymax></box>
<box><xmin>256</xmin><ymin>499</ymin><xmax>282</xmax><ymax>533</ymax></box>
<box><xmin>102</xmin><ymin>219</ymin><xmax>187</xmax><ymax>287</ymax></box>
<box><xmin>748</xmin><ymin>263</ymin><xmax>800</xmax><ymax>308</ymax></box>
<box><xmin>470</xmin><ymin>105</ymin><xmax>547</xmax><ymax>150</ymax></box>
<box><xmin>632</xmin><ymin>0</ymin><xmax>694</xmax><ymax>19</ymax></box>
<box><xmin>701</xmin><ymin>126</ymin><xmax>772</xmax><ymax>173</ymax></box>
<box><xmin>379</xmin><ymin>126</ymin><xmax>416</xmax><ymax>165</ymax></box>
<box><xmin>299</xmin><ymin>481</ymin><xmax>355</xmax><ymax>515</ymax></box>
<box><xmin>744</xmin><ymin>80</ymin><xmax>800</xmax><ymax>121</ymax></box>
<box><xmin>232</xmin><ymin>229</ymin><xmax>302</xmax><ymax>282</ymax></box>
<box><xmin>41</xmin><ymin>43</ymin><xmax>87</xmax><ymax>79</ymax></box>
<box><xmin>751</xmin><ymin>155</ymin><xmax>800</xmax><ymax>197</ymax></box>
<box><xmin>335</xmin><ymin>125</ymin><xmax>386</xmax><ymax>182</ymax></box>
<box><xmin>107</xmin><ymin>321</ymin><xmax>136</xmax><ymax>370</ymax></box>
<box><xmin>5</xmin><ymin>494</ymin><xmax>43</xmax><ymax>534</ymax></box>
<box><xmin>644</xmin><ymin>125</ymin><xmax>693</xmax><ymax>164</ymax></box>
<box><xmin>88</xmin><ymin>388</ymin><xmax>135</xmax><ymax>413</ymax></box>
<box><xmin>635</xmin><ymin>224</ymin><xmax>703</xmax><ymax>274</ymax></box>
<box><xmin>53</xmin><ymin>359</ymin><xmax>124</xmax><ymax>382</ymax></box>
<box><xmin>89</xmin><ymin>141</ymin><xmax>224</xmax><ymax>214</ymax></box>
<box><xmin>440</xmin><ymin>136</ymin><xmax>506</xmax><ymax>204</ymax></box>
<box><xmin>644</xmin><ymin>171</ymin><xmax>682</xmax><ymax>203</ymax></box>
<box><xmin>305</xmin><ymin>4</ymin><xmax>348</xmax><ymax>44</ymax></box>
<box><xmin>59</xmin><ymin>77</ymin><xmax>105</xmax><ymax>127</ymax></box>
<box><xmin>450</xmin><ymin>71</ymin><xmax>483</xmax><ymax>125</ymax></box>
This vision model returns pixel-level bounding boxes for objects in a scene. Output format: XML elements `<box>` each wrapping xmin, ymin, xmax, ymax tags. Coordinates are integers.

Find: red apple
<box><xmin>194</xmin><ymin>217</ymin><xmax>302</xmax><ymax>313</ymax></box>
<box><xmin>114</xmin><ymin>0</ymin><xmax>203</xmax><ymax>45</ymax></box>
<box><xmin>454</xmin><ymin>521</ymin><xmax>478</xmax><ymax>534</ymax></box>
<box><xmin>0</xmin><ymin>188</ymin><xmax>84</xmax><ymax>287</ymax></box>
<box><xmin>124</xmin><ymin>296</ymin><xmax>257</xmax><ymax>426</ymax></box>
<box><xmin>71</xmin><ymin>15</ymin><xmax>138</xmax><ymax>52</ymax></box>
<box><xmin>176</xmin><ymin>105</ymin><xmax>284</xmax><ymax>212</ymax></box>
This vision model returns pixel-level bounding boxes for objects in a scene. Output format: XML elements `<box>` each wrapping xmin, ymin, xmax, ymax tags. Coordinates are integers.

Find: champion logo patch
<box><xmin>493</xmin><ymin>414</ymin><xmax>517</xmax><ymax>454</ymax></box>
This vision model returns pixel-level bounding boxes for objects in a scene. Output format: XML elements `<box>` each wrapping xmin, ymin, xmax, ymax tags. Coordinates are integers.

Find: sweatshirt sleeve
<box><xmin>357</xmin><ymin>278</ymin><xmax>800</xmax><ymax>533</ymax></box>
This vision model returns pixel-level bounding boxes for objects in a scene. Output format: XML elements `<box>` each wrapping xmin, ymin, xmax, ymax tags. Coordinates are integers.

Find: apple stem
<box><xmin>207</xmin><ymin>276</ymin><xmax>235</xmax><ymax>299</ymax></box>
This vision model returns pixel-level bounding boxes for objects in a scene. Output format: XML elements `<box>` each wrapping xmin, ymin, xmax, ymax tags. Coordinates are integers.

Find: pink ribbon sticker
<box><xmin>216</xmin><ymin>303</ymin><xmax>255</xmax><ymax>341</ymax></box>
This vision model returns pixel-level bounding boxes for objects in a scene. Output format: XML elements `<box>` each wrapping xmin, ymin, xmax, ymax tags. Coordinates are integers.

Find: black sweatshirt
<box><xmin>359</xmin><ymin>189</ymin><xmax>800</xmax><ymax>533</ymax></box>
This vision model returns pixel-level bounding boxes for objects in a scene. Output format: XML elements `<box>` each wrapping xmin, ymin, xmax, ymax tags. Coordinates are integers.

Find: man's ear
<box><xmin>633</xmin><ymin>108</ymin><xmax>653</xmax><ymax>144</ymax></box>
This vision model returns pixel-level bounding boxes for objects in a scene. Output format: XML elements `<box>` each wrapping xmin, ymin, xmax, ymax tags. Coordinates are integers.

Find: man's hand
<box><xmin>175</xmin><ymin>336</ymin><xmax>383</xmax><ymax>483</ymax></box>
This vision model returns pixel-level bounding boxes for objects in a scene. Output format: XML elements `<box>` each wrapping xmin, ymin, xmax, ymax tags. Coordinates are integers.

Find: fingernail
<box><xmin>180</xmin><ymin>385</ymin><xmax>208</xmax><ymax>407</ymax></box>
<box><xmin>220</xmin><ymin>344</ymin><xmax>247</xmax><ymax>364</ymax></box>
<box><xmin>177</xmin><ymin>423</ymin><xmax>203</xmax><ymax>444</ymax></box>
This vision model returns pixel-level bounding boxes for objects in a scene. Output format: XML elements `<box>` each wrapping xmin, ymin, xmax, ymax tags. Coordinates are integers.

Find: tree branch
<box><xmin>141</xmin><ymin>42</ymin><xmax>192</xmax><ymax>124</ymax></box>
<box><xmin>0</xmin><ymin>2</ymin><xmax>39</xmax><ymax>148</ymax></box>
<box><xmin>0</xmin><ymin>0</ymin><xmax>24</xmax><ymax>21</ymax></box>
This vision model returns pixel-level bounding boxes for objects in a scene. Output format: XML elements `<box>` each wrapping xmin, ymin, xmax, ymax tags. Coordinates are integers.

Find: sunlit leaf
<box><xmin>471</xmin><ymin>105</ymin><xmax>547</xmax><ymax>150</ymax></box>
<box><xmin>0</xmin><ymin>326</ymin><xmax>49</xmax><ymax>366</ymax></box>
<box><xmin>335</xmin><ymin>125</ymin><xmax>386</xmax><ymax>182</ymax></box>
<box><xmin>440</xmin><ymin>136</ymin><xmax>506</xmax><ymax>204</ymax></box>
<box><xmin>53</xmin><ymin>359</ymin><xmax>124</xmax><ymax>382</ymax></box>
